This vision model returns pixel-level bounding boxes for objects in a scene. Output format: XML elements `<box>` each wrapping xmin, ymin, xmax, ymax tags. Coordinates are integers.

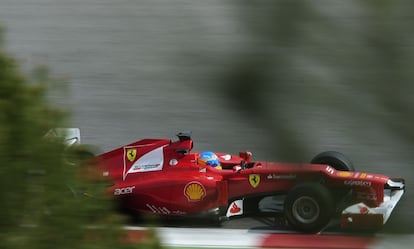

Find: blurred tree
<box><xmin>0</xmin><ymin>27</ymin><xmax>158</xmax><ymax>249</ymax></box>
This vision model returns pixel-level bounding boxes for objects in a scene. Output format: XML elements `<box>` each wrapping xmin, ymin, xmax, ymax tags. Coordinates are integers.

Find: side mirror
<box><xmin>176</xmin><ymin>131</ymin><xmax>192</xmax><ymax>141</ymax></box>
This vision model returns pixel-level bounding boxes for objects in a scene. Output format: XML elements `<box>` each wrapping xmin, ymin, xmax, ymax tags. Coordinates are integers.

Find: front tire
<box><xmin>284</xmin><ymin>183</ymin><xmax>334</xmax><ymax>233</ymax></box>
<box><xmin>311</xmin><ymin>151</ymin><xmax>355</xmax><ymax>171</ymax></box>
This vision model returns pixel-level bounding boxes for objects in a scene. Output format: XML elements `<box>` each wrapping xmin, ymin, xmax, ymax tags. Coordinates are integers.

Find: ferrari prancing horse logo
<box><xmin>126</xmin><ymin>149</ymin><xmax>137</xmax><ymax>162</ymax></box>
<box><xmin>249</xmin><ymin>174</ymin><xmax>260</xmax><ymax>188</ymax></box>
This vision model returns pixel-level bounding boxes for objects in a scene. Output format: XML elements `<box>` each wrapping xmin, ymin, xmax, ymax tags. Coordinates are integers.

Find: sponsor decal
<box><xmin>114</xmin><ymin>186</ymin><xmax>135</xmax><ymax>195</ymax></box>
<box><xmin>356</xmin><ymin>192</ymin><xmax>377</xmax><ymax>201</ymax></box>
<box><xmin>326</xmin><ymin>166</ymin><xmax>335</xmax><ymax>174</ymax></box>
<box><xmin>249</xmin><ymin>174</ymin><xmax>260</xmax><ymax>188</ymax></box>
<box><xmin>184</xmin><ymin>181</ymin><xmax>206</xmax><ymax>201</ymax></box>
<box><xmin>358</xmin><ymin>205</ymin><xmax>370</xmax><ymax>214</ymax></box>
<box><xmin>267</xmin><ymin>174</ymin><xmax>296</xmax><ymax>180</ymax></box>
<box><xmin>344</xmin><ymin>180</ymin><xmax>372</xmax><ymax>187</ymax></box>
<box><xmin>171</xmin><ymin>210</ymin><xmax>187</xmax><ymax>215</ymax></box>
<box><xmin>146</xmin><ymin>204</ymin><xmax>171</xmax><ymax>214</ymax></box>
<box><xmin>230</xmin><ymin>203</ymin><xmax>241</xmax><ymax>213</ymax></box>
<box><xmin>123</xmin><ymin>145</ymin><xmax>166</xmax><ymax>180</ymax></box>
<box><xmin>126</xmin><ymin>149</ymin><xmax>137</xmax><ymax>162</ymax></box>
<box><xmin>360</xmin><ymin>173</ymin><xmax>367</xmax><ymax>179</ymax></box>
<box><xmin>146</xmin><ymin>204</ymin><xmax>187</xmax><ymax>215</ymax></box>
<box><xmin>374</xmin><ymin>175</ymin><xmax>388</xmax><ymax>181</ymax></box>
<box><xmin>128</xmin><ymin>163</ymin><xmax>161</xmax><ymax>172</ymax></box>
<box><xmin>337</xmin><ymin>171</ymin><xmax>352</xmax><ymax>177</ymax></box>
<box><xmin>226</xmin><ymin>200</ymin><xmax>243</xmax><ymax>217</ymax></box>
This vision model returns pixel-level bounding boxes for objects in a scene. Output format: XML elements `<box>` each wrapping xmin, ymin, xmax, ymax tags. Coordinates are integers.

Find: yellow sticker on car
<box><xmin>184</xmin><ymin>181</ymin><xmax>206</xmax><ymax>201</ymax></box>
<box><xmin>337</xmin><ymin>171</ymin><xmax>352</xmax><ymax>177</ymax></box>
<box><xmin>249</xmin><ymin>174</ymin><xmax>260</xmax><ymax>188</ymax></box>
<box><xmin>126</xmin><ymin>149</ymin><xmax>137</xmax><ymax>162</ymax></box>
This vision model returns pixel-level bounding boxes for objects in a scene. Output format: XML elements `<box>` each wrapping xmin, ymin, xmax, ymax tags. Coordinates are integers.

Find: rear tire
<box><xmin>311</xmin><ymin>151</ymin><xmax>355</xmax><ymax>171</ymax></box>
<box><xmin>284</xmin><ymin>183</ymin><xmax>334</xmax><ymax>233</ymax></box>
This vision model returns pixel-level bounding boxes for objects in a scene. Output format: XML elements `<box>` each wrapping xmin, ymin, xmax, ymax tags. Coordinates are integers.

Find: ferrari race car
<box><xmin>88</xmin><ymin>132</ymin><xmax>404</xmax><ymax>233</ymax></box>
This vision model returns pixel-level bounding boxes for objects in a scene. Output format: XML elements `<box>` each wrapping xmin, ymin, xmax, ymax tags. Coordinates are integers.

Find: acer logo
<box><xmin>114</xmin><ymin>186</ymin><xmax>135</xmax><ymax>195</ymax></box>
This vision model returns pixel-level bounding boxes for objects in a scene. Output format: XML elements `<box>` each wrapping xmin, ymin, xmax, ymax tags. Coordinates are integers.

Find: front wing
<box><xmin>341</xmin><ymin>179</ymin><xmax>405</xmax><ymax>229</ymax></box>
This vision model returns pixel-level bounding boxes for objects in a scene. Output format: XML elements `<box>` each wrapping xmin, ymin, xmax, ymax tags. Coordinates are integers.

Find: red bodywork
<box><xmin>94</xmin><ymin>133</ymin><xmax>404</xmax><ymax>229</ymax></box>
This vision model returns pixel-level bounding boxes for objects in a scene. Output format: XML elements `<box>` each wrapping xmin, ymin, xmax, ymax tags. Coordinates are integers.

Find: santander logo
<box><xmin>226</xmin><ymin>200</ymin><xmax>243</xmax><ymax>217</ymax></box>
<box><xmin>230</xmin><ymin>203</ymin><xmax>241</xmax><ymax>214</ymax></box>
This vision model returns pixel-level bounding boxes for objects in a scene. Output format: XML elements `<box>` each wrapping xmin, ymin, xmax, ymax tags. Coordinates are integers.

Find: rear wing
<box><xmin>44</xmin><ymin>128</ymin><xmax>81</xmax><ymax>146</ymax></box>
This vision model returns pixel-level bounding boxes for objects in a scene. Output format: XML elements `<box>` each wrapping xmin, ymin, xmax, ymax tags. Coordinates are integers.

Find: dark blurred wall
<box><xmin>213</xmin><ymin>0</ymin><xmax>414</xmax><ymax>161</ymax></box>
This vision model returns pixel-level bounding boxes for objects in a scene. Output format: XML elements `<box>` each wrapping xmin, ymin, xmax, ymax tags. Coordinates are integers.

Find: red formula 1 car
<box><xmin>91</xmin><ymin>132</ymin><xmax>404</xmax><ymax>232</ymax></box>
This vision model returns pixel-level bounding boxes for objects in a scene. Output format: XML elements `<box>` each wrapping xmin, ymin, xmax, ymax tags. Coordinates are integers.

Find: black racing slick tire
<box><xmin>284</xmin><ymin>183</ymin><xmax>334</xmax><ymax>233</ymax></box>
<box><xmin>311</xmin><ymin>151</ymin><xmax>355</xmax><ymax>171</ymax></box>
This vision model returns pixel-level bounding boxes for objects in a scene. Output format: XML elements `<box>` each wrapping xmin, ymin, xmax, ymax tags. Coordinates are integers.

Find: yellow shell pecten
<box><xmin>184</xmin><ymin>182</ymin><xmax>205</xmax><ymax>201</ymax></box>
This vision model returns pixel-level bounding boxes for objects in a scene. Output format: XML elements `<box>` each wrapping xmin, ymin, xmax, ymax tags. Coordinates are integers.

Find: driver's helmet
<box><xmin>198</xmin><ymin>151</ymin><xmax>222</xmax><ymax>170</ymax></box>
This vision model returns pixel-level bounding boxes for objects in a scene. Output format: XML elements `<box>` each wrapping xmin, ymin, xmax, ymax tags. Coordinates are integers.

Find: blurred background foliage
<box><xmin>0</xmin><ymin>28</ymin><xmax>158</xmax><ymax>248</ymax></box>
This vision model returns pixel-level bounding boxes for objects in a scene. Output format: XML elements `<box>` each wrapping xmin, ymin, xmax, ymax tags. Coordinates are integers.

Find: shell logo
<box><xmin>184</xmin><ymin>181</ymin><xmax>206</xmax><ymax>201</ymax></box>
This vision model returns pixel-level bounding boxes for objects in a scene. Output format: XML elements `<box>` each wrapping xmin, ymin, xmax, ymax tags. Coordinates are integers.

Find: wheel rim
<box><xmin>292</xmin><ymin>196</ymin><xmax>320</xmax><ymax>224</ymax></box>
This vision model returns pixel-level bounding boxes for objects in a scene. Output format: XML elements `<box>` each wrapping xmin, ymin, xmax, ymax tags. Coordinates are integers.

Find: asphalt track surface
<box><xmin>0</xmin><ymin>0</ymin><xmax>413</xmax><ymax>247</ymax></box>
<box><xmin>121</xmin><ymin>216</ymin><xmax>414</xmax><ymax>249</ymax></box>
<box><xmin>117</xmin><ymin>206</ymin><xmax>412</xmax><ymax>248</ymax></box>
<box><xmin>123</xmin><ymin>225</ymin><xmax>414</xmax><ymax>249</ymax></box>
<box><xmin>128</xmin><ymin>213</ymin><xmax>406</xmax><ymax>235</ymax></box>
<box><xmin>124</xmin><ymin>226</ymin><xmax>375</xmax><ymax>248</ymax></box>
